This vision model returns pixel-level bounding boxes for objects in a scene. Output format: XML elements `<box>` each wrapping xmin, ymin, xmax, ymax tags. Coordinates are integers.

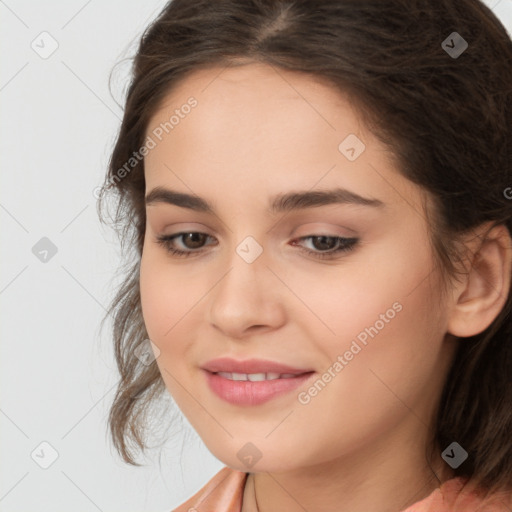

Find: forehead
<box><xmin>145</xmin><ymin>61</ymin><xmax>367</xmax><ymax>155</ymax></box>
<box><xmin>143</xmin><ymin>63</ymin><xmax>424</xmax><ymax>215</ymax></box>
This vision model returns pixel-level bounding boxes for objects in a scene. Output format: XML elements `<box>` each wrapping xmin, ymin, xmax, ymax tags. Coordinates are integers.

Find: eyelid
<box><xmin>291</xmin><ymin>222</ymin><xmax>358</xmax><ymax>238</ymax></box>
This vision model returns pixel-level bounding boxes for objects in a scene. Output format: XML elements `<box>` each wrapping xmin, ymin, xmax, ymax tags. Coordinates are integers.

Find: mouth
<box><xmin>203</xmin><ymin>369</ymin><xmax>316</xmax><ymax>406</ymax></box>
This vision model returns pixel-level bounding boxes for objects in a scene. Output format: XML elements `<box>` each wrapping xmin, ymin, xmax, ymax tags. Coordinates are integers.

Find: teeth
<box><xmin>216</xmin><ymin>371</ymin><xmax>299</xmax><ymax>381</ymax></box>
<box><xmin>248</xmin><ymin>373</ymin><xmax>267</xmax><ymax>382</ymax></box>
<box><xmin>217</xmin><ymin>372</ymin><xmax>233</xmax><ymax>379</ymax></box>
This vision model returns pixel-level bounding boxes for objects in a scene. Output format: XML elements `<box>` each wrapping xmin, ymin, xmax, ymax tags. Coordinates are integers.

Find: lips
<box><xmin>201</xmin><ymin>358</ymin><xmax>316</xmax><ymax>406</ymax></box>
<box><xmin>201</xmin><ymin>357</ymin><xmax>313</xmax><ymax>375</ymax></box>
<box><xmin>203</xmin><ymin>369</ymin><xmax>316</xmax><ymax>406</ymax></box>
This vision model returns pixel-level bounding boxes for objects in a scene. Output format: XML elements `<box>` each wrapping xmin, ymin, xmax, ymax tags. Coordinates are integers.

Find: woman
<box><xmin>98</xmin><ymin>0</ymin><xmax>512</xmax><ymax>510</ymax></box>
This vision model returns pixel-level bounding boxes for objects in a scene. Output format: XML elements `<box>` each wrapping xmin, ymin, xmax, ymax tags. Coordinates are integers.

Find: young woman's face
<box><xmin>140</xmin><ymin>62</ymin><xmax>458</xmax><ymax>476</ymax></box>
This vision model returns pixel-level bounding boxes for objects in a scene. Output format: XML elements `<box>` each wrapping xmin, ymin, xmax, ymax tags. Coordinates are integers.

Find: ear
<box><xmin>447</xmin><ymin>223</ymin><xmax>512</xmax><ymax>338</ymax></box>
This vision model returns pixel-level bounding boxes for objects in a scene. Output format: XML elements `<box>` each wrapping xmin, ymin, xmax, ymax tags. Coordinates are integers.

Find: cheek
<box><xmin>299</xmin><ymin>229</ymin><xmax>441</xmax><ymax>369</ymax></box>
<box><xmin>286</xmin><ymin>232</ymin><xmax>436</xmax><ymax>345</ymax></box>
<box><xmin>139</xmin><ymin>243</ymin><xmax>215</xmax><ymax>400</ymax></box>
<box><xmin>139</xmin><ymin>253</ymin><xmax>198</xmax><ymax>407</ymax></box>
<box><xmin>139</xmin><ymin>248</ymin><xmax>196</xmax><ymax>351</ymax></box>
<box><xmin>303</xmin><ymin>241</ymin><xmax>446</xmax><ymax>425</ymax></box>
<box><xmin>139</xmin><ymin>256</ymin><xmax>169</xmax><ymax>341</ymax></box>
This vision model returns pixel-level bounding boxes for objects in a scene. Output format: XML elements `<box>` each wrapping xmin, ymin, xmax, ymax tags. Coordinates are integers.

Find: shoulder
<box><xmin>171</xmin><ymin>466</ymin><xmax>249</xmax><ymax>512</ymax></box>
<box><xmin>402</xmin><ymin>476</ymin><xmax>512</xmax><ymax>512</ymax></box>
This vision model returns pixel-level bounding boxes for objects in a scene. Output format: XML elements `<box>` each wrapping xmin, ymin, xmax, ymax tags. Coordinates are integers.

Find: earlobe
<box><xmin>447</xmin><ymin>223</ymin><xmax>512</xmax><ymax>338</ymax></box>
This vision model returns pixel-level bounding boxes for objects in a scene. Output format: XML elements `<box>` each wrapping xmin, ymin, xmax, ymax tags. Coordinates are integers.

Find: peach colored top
<box><xmin>171</xmin><ymin>466</ymin><xmax>512</xmax><ymax>512</ymax></box>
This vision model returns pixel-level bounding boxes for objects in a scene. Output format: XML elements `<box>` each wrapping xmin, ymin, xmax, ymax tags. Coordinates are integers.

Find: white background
<box><xmin>1</xmin><ymin>1</ymin><xmax>511</xmax><ymax>510</ymax></box>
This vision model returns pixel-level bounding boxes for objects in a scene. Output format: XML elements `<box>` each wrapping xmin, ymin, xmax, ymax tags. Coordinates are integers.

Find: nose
<box><xmin>208</xmin><ymin>246</ymin><xmax>286</xmax><ymax>339</ymax></box>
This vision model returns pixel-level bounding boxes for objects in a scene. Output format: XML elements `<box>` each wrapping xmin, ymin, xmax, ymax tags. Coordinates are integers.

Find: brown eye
<box><xmin>179</xmin><ymin>232</ymin><xmax>209</xmax><ymax>249</ymax></box>
<box><xmin>155</xmin><ymin>232</ymin><xmax>217</xmax><ymax>258</ymax></box>
<box><xmin>309</xmin><ymin>236</ymin><xmax>339</xmax><ymax>251</ymax></box>
<box><xmin>291</xmin><ymin>235</ymin><xmax>359</xmax><ymax>260</ymax></box>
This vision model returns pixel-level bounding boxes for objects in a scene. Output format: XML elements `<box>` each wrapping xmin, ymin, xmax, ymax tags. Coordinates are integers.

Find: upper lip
<box><xmin>202</xmin><ymin>357</ymin><xmax>314</xmax><ymax>375</ymax></box>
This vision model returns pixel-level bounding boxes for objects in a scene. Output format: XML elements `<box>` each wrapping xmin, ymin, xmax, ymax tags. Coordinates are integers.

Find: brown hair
<box><xmin>97</xmin><ymin>0</ymin><xmax>512</xmax><ymax>498</ymax></box>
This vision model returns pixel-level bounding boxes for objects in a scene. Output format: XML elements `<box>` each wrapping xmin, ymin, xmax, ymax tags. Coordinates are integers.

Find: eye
<box><xmin>156</xmin><ymin>232</ymin><xmax>216</xmax><ymax>257</ymax></box>
<box><xmin>155</xmin><ymin>232</ymin><xmax>358</xmax><ymax>260</ymax></box>
<box><xmin>291</xmin><ymin>235</ymin><xmax>358</xmax><ymax>259</ymax></box>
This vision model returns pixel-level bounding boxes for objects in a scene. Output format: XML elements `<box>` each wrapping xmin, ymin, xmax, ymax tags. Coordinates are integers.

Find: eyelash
<box><xmin>155</xmin><ymin>232</ymin><xmax>358</xmax><ymax>260</ymax></box>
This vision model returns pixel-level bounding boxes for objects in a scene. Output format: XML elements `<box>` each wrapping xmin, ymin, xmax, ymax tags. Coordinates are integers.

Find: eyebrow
<box><xmin>145</xmin><ymin>186</ymin><xmax>385</xmax><ymax>214</ymax></box>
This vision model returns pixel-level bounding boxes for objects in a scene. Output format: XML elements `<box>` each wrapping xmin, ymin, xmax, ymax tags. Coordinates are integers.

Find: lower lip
<box><xmin>203</xmin><ymin>370</ymin><xmax>315</xmax><ymax>406</ymax></box>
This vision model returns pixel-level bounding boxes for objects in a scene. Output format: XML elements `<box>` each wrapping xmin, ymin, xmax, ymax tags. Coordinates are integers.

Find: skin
<box><xmin>139</xmin><ymin>62</ymin><xmax>512</xmax><ymax>512</ymax></box>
